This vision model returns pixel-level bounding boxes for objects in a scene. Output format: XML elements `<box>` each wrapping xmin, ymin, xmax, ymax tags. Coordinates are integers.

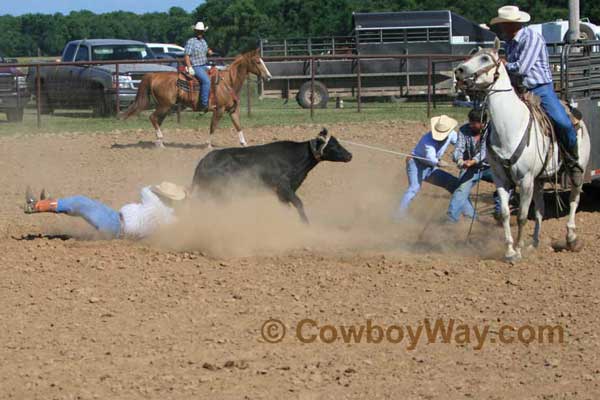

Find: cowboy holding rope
<box><xmin>446</xmin><ymin>109</ymin><xmax>504</xmax><ymax>223</ymax></box>
<box><xmin>393</xmin><ymin>115</ymin><xmax>471</xmax><ymax>221</ymax></box>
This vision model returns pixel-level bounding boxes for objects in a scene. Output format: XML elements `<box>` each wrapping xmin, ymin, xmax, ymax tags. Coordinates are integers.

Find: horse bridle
<box><xmin>458</xmin><ymin>52</ymin><xmax>502</xmax><ymax>91</ymax></box>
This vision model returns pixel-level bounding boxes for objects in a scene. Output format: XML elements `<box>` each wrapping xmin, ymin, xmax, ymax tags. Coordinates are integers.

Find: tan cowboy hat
<box><xmin>194</xmin><ymin>21</ymin><xmax>208</xmax><ymax>31</ymax></box>
<box><xmin>151</xmin><ymin>182</ymin><xmax>187</xmax><ymax>201</ymax></box>
<box><xmin>430</xmin><ymin>115</ymin><xmax>458</xmax><ymax>141</ymax></box>
<box><xmin>490</xmin><ymin>6</ymin><xmax>531</xmax><ymax>25</ymax></box>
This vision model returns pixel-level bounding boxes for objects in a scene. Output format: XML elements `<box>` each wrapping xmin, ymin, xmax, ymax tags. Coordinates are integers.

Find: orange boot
<box><xmin>24</xmin><ymin>187</ymin><xmax>58</xmax><ymax>214</ymax></box>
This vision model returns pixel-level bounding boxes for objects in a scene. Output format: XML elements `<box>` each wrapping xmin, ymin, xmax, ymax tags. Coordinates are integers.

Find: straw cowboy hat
<box><xmin>194</xmin><ymin>21</ymin><xmax>208</xmax><ymax>31</ymax></box>
<box><xmin>490</xmin><ymin>6</ymin><xmax>531</xmax><ymax>25</ymax></box>
<box><xmin>152</xmin><ymin>182</ymin><xmax>187</xmax><ymax>201</ymax></box>
<box><xmin>430</xmin><ymin>115</ymin><xmax>458</xmax><ymax>141</ymax></box>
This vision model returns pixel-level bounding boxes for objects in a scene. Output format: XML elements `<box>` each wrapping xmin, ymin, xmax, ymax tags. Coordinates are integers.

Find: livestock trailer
<box><xmin>258</xmin><ymin>10</ymin><xmax>496</xmax><ymax>108</ymax></box>
<box><xmin>550</xmin><ymin>40</ymin><xmax>600</xmax><ymax>183</ymax></box>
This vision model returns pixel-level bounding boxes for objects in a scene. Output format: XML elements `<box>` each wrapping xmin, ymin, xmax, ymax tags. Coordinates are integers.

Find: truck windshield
<box><xmin>91</xmin><ymin>45</ymin><xmax>155</xmax><ymax>61</ymax></box>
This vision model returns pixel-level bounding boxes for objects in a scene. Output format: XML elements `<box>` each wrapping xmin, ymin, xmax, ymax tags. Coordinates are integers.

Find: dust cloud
<box><xmin>150</xmin><ymin>164</ymin><xmax>501</xmax><ymax>259</ymax></box>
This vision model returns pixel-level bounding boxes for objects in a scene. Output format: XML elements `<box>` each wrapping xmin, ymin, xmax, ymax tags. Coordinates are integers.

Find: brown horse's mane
<box><xmin>221</xmin><ymin>50</ymin><xmax>256</xmax><ymax>90</ymax></box>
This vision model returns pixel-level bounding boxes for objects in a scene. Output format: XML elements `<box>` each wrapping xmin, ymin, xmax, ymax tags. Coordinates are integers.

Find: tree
<box><xmin>0</xmin><ymin>2</ymin><xmax>598</xmax><ymax>57</ymax></box>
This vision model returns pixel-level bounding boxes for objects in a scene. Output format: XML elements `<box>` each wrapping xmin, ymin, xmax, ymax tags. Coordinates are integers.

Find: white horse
<box><xmin>454</xmin><ymin>42</ymin><xmax>590</xmax><ymax>261</ymax></box>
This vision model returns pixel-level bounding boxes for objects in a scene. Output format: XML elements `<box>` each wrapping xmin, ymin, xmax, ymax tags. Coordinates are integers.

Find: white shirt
<box><xmin>119</xmin><ymin>186</ymin><xmax>176</xmax><ymax>239</ymax></box>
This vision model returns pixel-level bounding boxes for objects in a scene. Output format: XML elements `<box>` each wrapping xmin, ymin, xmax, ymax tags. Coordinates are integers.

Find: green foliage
<box><xmin>0</xmin><ymin>7</ymin><xmax>195</xmax><ymax>57</ymax></box>
<box><xmin>1</xmin><ymin>1</ymin><xmax>598</xmax><ymax>57</ymax></box>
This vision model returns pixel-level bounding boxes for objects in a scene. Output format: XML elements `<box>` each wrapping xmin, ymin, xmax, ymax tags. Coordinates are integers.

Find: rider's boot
<box><xmin>24</xmin><ymin>187</ymin><xmax>57</xmax><ymax>214</ymax></box>
<box><xmin>198</xmin><ymin>103</ymin><xmax>209</xmax><ymax>113</ymax></box>
<box><xmin>564</xmin><ymin>144</ymin><xmax>584</xmax><ymax>187</ymax></box>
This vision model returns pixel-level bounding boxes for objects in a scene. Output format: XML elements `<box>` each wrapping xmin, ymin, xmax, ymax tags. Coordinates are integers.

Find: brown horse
<box><xmin>122</xmin><ymin>49</ymin><xmax>272</xmax><ymax>148</ymax></box>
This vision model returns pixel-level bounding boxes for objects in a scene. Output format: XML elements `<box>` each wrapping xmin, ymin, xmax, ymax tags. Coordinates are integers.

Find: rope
<box><xmin>465</xmin><ymin>112</ymin><xmax>489</xmax><ymax>241</ymax></box>
<box><xmin>340</xmin><ymin>140</ymin><xmax>435</xmax><ymax>164</ymax></box>
<box><xmin>466</xmin><ymin>167</ymin><xmax>483</xmax><ymax>241</ymax></box>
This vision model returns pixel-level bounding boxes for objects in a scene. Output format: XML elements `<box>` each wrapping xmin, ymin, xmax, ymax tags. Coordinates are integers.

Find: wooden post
<box><xmin>247</xmin><ymin>77</ymin><xmax>252</xmax><ymax>118</ymax></box>
<box><xmin>427</xmin><ymin>56</ymin><xmax>432</xmax><ymax>118</ymax></box>
<box><xmin>357</xmin><ymin>56</ymin><xmax>362</xmax><ymax>113</ymax></box>
<box><xmin>310</xmin><ymin>57</ymin><xmax>315</xmax><ymax>119</ymax></box>
<box><xmin>568</xmin><ymin>0</ymin><xmax>580</xmax><ymax>43</ymax></box>
<box><xmin>35</xmin><ymin>64</ymin><xmax>41</xmax><ymax>128</ymax></box>
<box><xmin>115</xmin><ymin>63</ymin><xmax>120</xmax><ymax>115</ymax></box>
<box><xmin>432</xmin><ymin>60</ymin><xmax>437</xmax><ymax>109</ymax></box>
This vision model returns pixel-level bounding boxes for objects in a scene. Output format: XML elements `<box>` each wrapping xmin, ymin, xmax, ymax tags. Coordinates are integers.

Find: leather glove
<box><xmin>186</xmin><ymin>66</ymin><xmax>195</xmax><ymax>76</ymax></box>
<box><xmin>437</xmin><ymin>160</ymin><xmax>450</xmax><ymax>168</ymax></box>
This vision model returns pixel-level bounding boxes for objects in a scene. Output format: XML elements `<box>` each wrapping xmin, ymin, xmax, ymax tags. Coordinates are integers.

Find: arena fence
<box><xmin>2</xmin><ymin>54</ymin><xmax>471</xmax><ymax>129</ymax></box>
<box><xmin>4</xmin><ymin>43</ymin><xmax>594</xmax><ymax>132</ymax></box>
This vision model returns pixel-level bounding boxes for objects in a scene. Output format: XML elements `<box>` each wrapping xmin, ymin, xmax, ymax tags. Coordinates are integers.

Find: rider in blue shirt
<box><xmin>184</xmin><ymin>21</ymin><xmax>213</xmax><ymax>111</ymax></box>
<box><xmin>491</xmin><ymin>5</ymin><xmax>583</xmax><ymax>185</ymax></box>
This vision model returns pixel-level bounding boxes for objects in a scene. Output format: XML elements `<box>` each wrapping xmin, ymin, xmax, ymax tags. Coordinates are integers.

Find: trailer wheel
<box><xmin>296</xmin><ymin>81</ymin><xmax>329</xmax><ymax>109</ymax></box>
<box><xmin>388</xmin><ymin>95</ymin><xmax>408</xmax><ymax>103</ymax></box>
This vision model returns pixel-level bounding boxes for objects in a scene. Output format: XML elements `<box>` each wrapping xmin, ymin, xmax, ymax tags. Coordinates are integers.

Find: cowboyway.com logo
<box><xmin>260</xmin><ymin>318</ymin><xmax>565</xmax><ymax>350</ymax></box>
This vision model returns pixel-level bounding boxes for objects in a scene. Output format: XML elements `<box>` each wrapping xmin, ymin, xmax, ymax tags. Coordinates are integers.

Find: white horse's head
<box><xmin>454</xmin><ymin>39</ymin><xmax>503</xmax><ymax>91</ymax></box>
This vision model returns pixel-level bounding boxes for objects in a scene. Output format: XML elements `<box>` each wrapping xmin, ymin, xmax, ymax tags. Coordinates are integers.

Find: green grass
<box><xmin>0</xmin><ymin>97</ymin><xmax>469</xmax><ymax>136</ymax></box>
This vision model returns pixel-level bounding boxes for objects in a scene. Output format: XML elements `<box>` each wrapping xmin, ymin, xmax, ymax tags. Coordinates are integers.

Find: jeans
<box><xmin>530</xmin><ymin>83</ymin><xmax>577</xmax><ymax>149</ymax></box>
<box><xmin>393</xmin><ymin>158</ymin><xmax>466</xmax><ymax>220</ymax></box>
<box><xmin>56</xmin><ymin>196</ymin><xmax>121</xmax><ymax>238</ymax></box>
<box><xmin>447</xmin><ymin>167</ymin><xmax>496</xmax><ymax>223</ymax></box>
<box><xmin>193</xmin><ymin>65</ymin><xmax>210</xmax><ymax>107</ymax></box>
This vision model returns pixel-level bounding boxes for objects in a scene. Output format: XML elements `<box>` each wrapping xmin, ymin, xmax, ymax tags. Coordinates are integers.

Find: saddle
<box><xmin>176</xmin><ymin>66</ymin><xmax>222</xmax><ymax>111</ymax></box>
<box><xmin>487</xmin><ymin>89</ymin><xmax>582</xmax><ymax>184</ymax></box>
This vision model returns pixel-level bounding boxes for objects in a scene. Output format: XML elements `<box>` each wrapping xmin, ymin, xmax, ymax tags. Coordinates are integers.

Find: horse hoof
<box><xmin>528</xmin><ymin>243</ymin><xmax>538</xmax><ymax>251</ymax></box>
<box><xmin>240</xmin><ymin>142</ymin><xmax>247</xmax><ymax>147</ymax></box>
<box><xmin>567</xmin><ymin>238</ymin><xmax>583</xmax><ymax>252</ymax></box>
<box><xmin>154</xmin><ymin>140</ymin><xmax>165</xmax><ymax>149</ymax></box>
<box><xmin>504</xmin><ymin>252</ymin><xmax>521</xmax><ymax>263</ymax></box>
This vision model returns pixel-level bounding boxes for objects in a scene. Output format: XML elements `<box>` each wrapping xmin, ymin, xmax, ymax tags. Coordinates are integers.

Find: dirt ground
<box><xmin>1</xmin><ymin>121</ymin><xmax>599</xmax><ymax>399</ymax></box>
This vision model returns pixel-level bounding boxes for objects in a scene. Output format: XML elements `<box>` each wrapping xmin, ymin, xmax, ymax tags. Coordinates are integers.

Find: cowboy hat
<box><xmin>194</xmin><ymin>21</ymin><xmax>208</xmax><ymax>31</ymax></box>
<box><xmin>490</xmin><ymin>6</ymin><xmax>531</xmax><ymax>25</ymax></box>
<box><xmin>151</xmin><ymin>182</ymin><xmax>187</xmax><ymax>201</ymax></box>
<box><xmin>430</xmin><ymin>115</ymin><xmax>458</xmax><ymax>141</ymax></box>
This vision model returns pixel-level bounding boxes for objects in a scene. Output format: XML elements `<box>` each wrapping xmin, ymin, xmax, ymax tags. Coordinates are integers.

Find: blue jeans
<box><xmin>56</xmin><ymin>196</ymin><xmax>121</xmax><ymax>238</ymax></box>
<box><xmin>393</xmin><ymin>158</ymin><xmax>467</xmax><ymax>220</ymax></box>
<box><xmin>447</xmin><ymin>167</ymin><xmax>496</xmax><ymax>223</ymax></box>
<box><xmin>530</xmin><ymin>83</ymin><xmax>577</xmax><ymax>149</ymax></box>
<box><xmin>193</xmin><ymin>65</ymin><xmax>210</xmax><ymax>106</ymax></box>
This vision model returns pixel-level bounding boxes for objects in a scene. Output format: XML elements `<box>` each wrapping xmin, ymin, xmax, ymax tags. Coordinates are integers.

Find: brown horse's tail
<box><xmin>120</xmin><ymin>75</ymin><xmax>152</xmax><ymax>120</ymax></box>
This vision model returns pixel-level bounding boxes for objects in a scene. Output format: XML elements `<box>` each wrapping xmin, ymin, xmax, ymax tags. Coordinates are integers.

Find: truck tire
<box><xmin>38</xmin><ymin>87</ymin><xmax>53</xmax><ymax>115</ymax></box>
<box><xmin>296</xmin><ymin>81</ymin><xmax>329</xmax><ymax>109</ymax></box>
<box><xmin>6</xmin><ymin>108</ymin><xmax>24</xmax><ymax>122</ymax></box>
<box><xmin>93</xmin><ymin>91</ymin><xmax>114</xmax><ymax>118</ymax></box>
